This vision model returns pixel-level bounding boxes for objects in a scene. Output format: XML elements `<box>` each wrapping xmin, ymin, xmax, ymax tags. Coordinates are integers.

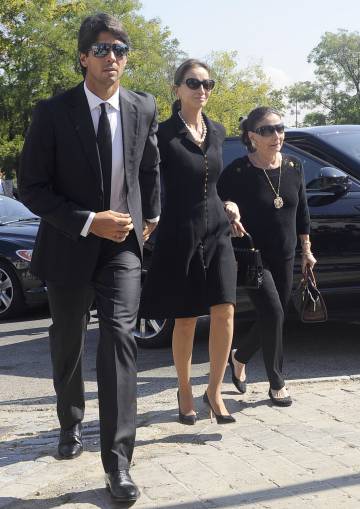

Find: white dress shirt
<box><xmin>81</xmin><ymin>83</ymin><xmax>126</xmax><ymax>236</ymax></box>
<box><xmin>80</xmin><ymin>83</ymin><xmax>159</xmax><ymax>237</ymax></box>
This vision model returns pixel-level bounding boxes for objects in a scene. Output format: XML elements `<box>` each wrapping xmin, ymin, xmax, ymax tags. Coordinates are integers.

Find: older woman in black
<box><xmin>218</xmin><ymin>107</ymin><xmax>316</xmax><ymax>406</ymax></box>
<box><xmin>140</xmin><ymin>59</ymin><xmax>237</xmax><ymax>424</ymax></box>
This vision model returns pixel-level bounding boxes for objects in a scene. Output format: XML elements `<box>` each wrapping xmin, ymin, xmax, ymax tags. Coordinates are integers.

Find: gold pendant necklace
<box><xmin>262</xmin><ymin>161</ymin><xmax>283</xmax><ymax>209</ymax></box>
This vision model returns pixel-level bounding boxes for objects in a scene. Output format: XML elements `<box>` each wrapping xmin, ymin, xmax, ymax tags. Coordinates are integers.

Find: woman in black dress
<box><xmin>218</xmin><ymin>107</ymin><xmax>317</xmax><ymax>406</ymax></box>
<box><xmin>140</xmin><ymin>59</ymin><xmax>237</xmax><ymax>424</ymax></box>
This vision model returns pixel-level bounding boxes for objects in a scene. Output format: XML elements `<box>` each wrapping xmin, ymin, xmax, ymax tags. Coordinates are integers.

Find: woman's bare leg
<box><xmin>206</xmin><ymin>303</ymin><xmax>234</xmax><ymax>415</ymax></box>
<box><xmin>172</xmin><ymin>317</ymin><xmax>198</xmax><ymax>415</ymax></box>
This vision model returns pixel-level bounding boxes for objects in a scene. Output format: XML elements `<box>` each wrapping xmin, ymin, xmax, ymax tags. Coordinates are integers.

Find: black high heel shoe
<box><xmin>228</xmin><ymin>350</ymin><xmax>247</xmax><ymax>394</ymax></box>
<box><xmin>177</xmin><ymin>391</ymin><xmax>197</xmax><ymax>425</ymax></box>
<box><xmin>203</xmin><ymin>391</ymin><xmax>236</xmax><ymax>424</ymax></box>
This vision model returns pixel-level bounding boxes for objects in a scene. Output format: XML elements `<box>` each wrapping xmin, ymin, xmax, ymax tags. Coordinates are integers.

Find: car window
<box><xmin>222</xmin><ymin>138</ymin><xmax>247</xmax><ymax>168</ymax></box>
<box><xmin>0</xmin><ymin>196</ymin><xmax>37</xmax><ymax>224</ymax></box>
<box><xmin>282</xmin><ymin>145</ymin><xmax>348</xmax><ymax>186</ymax></box>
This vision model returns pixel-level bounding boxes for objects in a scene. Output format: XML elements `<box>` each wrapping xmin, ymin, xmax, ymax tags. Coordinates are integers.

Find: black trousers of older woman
<box><xmin>234</xmin><ymin>257</ymin><xmax>294</xmax><ymax>390</ymax></box>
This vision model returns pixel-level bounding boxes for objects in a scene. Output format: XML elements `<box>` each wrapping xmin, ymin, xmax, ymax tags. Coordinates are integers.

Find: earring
<box><xmin>251</xmin><ymin>140</ymin><xmax>257</xmax><ymax>149</ymax></box>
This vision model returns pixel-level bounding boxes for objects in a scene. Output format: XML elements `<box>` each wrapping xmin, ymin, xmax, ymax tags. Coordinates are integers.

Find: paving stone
<box><xmin>2</xmin><ymin>372</ymin><xmax>360</xmax><ymax>508</ymax></box>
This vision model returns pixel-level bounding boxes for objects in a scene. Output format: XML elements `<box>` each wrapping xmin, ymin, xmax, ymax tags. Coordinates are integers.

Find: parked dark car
<box><xmin>0</xmin><ymin>196</ymin><xmax>47</xmax><ymax>319</ymax></box>
<box><xmin>134</xmin><ymin>125</ymin><xmax>360</xmax><ymax>348</ymax></box>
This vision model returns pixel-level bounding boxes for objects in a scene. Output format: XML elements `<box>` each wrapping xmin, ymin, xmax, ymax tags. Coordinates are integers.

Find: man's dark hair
<box><xmin>78</xmin><ymin>13</ymin><xmax>130</xmax><ymax>77</ymax></box>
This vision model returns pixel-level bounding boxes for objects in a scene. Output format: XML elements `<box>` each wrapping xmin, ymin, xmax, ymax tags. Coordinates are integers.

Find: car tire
<box><xmin>0</xmin><ymin>261</ymin><xmax>25</xmax><ymax>319</ymax></box>
<box><xmin>134</xmin><ymin>316</ymin><xmax>174</xmax><ymax>349</ymax></box>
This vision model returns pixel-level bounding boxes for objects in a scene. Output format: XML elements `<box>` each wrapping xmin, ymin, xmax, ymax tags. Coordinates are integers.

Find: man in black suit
<box><xmin>18</xmin><ymin>13</ymin><xmax>160</xmax><ymax>502</ymax></box>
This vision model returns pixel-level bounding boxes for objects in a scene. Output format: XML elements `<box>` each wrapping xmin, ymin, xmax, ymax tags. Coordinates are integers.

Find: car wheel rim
<box><xmin>0</xmin><ymin>268</ymin><xmax>14</xmax><ymax>314</ymax></box>
<box><xmin>134</xmin><ymin>317</ymin><xmax>167</xmax><ymax>340</ymax></box>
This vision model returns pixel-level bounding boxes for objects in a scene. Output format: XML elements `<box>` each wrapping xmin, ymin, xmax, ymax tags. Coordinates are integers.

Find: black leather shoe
<box><xmin>58</xmin><ymin>422</ymin><xmax>83</xmax><ymax>459</ymax></box>
<box><xmin>268</xmin><ymin>388</ymin><xmax>293</xmax><ymax>407</ymax></box>
<box><xmin>105</xmin><ymin>470</ymin><xmax>140</xmax><ymax>502</ymax></box>
<box><xmin>228</xmin><ymin>350</ymin><xmax>247</xmax><ymax>394</ymax></box>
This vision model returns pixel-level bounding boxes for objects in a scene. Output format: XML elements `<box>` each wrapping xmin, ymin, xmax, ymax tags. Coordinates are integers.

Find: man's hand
<box><xmin>89</xmin><ymin>211</ymin><xmax>133</xmax><ymax>243</ymax></box>
<box><xmin>143</xmin><ymin>220</ymin><xmax>158</xmax><ymax>242</ymax></box>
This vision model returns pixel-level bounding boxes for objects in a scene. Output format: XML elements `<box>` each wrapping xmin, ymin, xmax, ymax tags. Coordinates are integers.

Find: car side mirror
<box><xmin>307</xmin><ymin>166</ymin><xmax>351</xmax><ymax>195</ymax></box>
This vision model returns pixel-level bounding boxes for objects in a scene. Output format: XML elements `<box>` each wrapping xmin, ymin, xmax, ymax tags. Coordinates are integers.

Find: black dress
<box><xmin>140</xmin><ymin>113</ymin><xmax>237</xmax><ymax>319</ymax></box>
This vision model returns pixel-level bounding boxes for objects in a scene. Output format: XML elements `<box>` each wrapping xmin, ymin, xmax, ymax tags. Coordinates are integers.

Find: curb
<box><xmin>247</xmin><ymin>375</ymin><xmax>360</xmax><ymax>389</ymax></box>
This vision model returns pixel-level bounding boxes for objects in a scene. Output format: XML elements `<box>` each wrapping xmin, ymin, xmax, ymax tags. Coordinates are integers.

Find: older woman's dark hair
<box><xmin>240</xmin><ymin>107</ymin><xmax>282</xmax><ymax>152</ymax></box>
<box><xmin>78</xmin><ymin>13</ymin><xmax>130</xmax><ymax>77</ymax></box>
<box><xmin>172</xmin><ymin>58</ymin><xmax>211</xmax><ymax>114</ymax></box>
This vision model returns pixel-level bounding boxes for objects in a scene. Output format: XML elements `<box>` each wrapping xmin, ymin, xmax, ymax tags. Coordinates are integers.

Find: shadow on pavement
<box><xmin>1</xmin><ymin>472</ymin><xmax>360</xmax><ymax>508</ymax></box>
<box><xmin>0</xmin><ymin>314</ymin><xmax>359</xmax><ymax>399</ymax></box>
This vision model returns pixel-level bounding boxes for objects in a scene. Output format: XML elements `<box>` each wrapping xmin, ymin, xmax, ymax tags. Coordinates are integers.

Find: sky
<box><xmin>139</xmin><ymin>0</ymin><xmax>360</xmax><ymax>89</ymax></box>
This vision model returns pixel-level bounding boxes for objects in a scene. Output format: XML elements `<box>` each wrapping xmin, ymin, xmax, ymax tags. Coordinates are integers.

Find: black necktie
<box><xmin>97</xmin><ymin>102</ymin><xmax>112</xmax><ymax>209</ymax></box>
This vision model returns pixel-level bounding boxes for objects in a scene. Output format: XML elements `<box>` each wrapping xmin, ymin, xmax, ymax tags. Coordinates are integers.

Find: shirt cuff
<box><xmin>80</xmin><ymin>212</ymin><xmax>96</xmax><ymax>237</ymax></box>
<box><xmin>145</xmin><ymin>216</ymin><xmax>160</xmax><ymax>223</ymax></box>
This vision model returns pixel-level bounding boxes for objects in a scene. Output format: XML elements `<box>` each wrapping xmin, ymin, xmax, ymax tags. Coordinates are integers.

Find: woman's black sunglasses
<box><xmin>253</xmin><ymin>124</ymin><xmax>285</xmax><ymax>137</ymax></box>
<box><xmin>184</xmin><ymin>78</ymin><xmax>216</xmax><ymax>91</ymax></box>
<box><xmin>91</xmin><ymin>43</ymin><xmax>129</xmax><ymax>58</ymax></box>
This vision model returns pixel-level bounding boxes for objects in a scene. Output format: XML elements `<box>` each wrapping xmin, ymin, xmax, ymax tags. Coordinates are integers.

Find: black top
<box><xmin>140</xmin><ymin>112</ymin><xmax>237</xmax><ymax>318</ymax></box>
<box><xmin>217</xmin><ymin>155</ymin><xmax>310</xmax><ymax>260</ymax></box>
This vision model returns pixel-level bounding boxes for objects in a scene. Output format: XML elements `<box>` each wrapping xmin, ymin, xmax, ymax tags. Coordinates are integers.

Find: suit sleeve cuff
<box><xmin>145</xmin><ymin>216</ymin><xmax>160</xmax><ymax>223</ymax></box>
<box><xmin>80</xmin><ymin>212</ymin><xmax>96</xmax><ymax>237</ymax></box>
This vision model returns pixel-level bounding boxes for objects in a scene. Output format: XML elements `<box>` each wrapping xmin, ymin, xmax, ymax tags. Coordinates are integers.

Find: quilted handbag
<box><xmin>233</xmin><ymin>232</ymin><xmax>263</xmax><ymax>289</ymax></box>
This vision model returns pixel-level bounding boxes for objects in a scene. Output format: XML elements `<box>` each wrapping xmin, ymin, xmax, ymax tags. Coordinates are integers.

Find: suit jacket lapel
<box><xmin>66</xmin><ymin>83</ymin><xmax>102</xmax><ymax>187</ymax></box>
<box><xmin>119</xmin><ymin>87</ymin><xmax>139</xmax><ymax>179</ymax></box>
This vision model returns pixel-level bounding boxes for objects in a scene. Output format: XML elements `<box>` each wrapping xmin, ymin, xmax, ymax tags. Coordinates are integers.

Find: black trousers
<box><xmin>234</xmin><ymin>257</ymin><xmax>294</xmax><ymax>390</ymax></box>
<box><xmin>46</xmin><ymin>233</ymin><xmax>141</xmax><ymax>472</ymax></box>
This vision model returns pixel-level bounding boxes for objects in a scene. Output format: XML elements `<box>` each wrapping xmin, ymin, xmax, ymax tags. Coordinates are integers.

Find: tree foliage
<box><xmin>205</xmin><ymin>51</ymin><xmax>284</xmax><ymax>135</ymax></box>
<box><xmin>0</xmin><ymin>0</ymin><xmax>183</xmax><ymax>175</ymax></box>
<box><xmin>285</xmin><ymin>30</ymin><xmax>360</xmax><ymax>126</ymax></box>
<box><xmin>0</xmin><ymin>1</ymin><xmax>282</xmax><ymax>174</ymax></box>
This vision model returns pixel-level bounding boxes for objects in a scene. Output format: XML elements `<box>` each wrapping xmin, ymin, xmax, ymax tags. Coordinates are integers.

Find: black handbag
<box><xmin>233</xmin><ymin>232</ymin><xmax>263</xmax><ymax>289</ymax></box>
<box><xmin>292</xmin><ymin>267</ymin><xmax>328</xmax><ymax>323</ymax></box>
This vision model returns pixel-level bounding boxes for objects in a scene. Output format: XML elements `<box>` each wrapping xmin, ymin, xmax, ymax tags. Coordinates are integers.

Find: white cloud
<box><xmin>264</xmin><ymin>66</ymin><xmax>293</xmax><ymax>89</ymax></box>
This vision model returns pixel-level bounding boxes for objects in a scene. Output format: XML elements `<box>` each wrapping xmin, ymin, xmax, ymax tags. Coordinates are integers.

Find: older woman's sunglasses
<box><xmin>254</xmin><ymin>124</ymin><xmax>285</xmax><ymax>137</ymax></box>
<box><xmin>91</xmin><ymin>43</ymin><xmax>129</xmax><ymax>58</ymax></box>
<box><xmin>184</xmin><ymin>78</ymin><xmax>216</xmax><ymax>91</ymax></box>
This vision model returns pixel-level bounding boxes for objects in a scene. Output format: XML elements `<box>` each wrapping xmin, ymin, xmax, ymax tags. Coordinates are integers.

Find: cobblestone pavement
<box><xmin>2</xmin><ymin>378</ymin><xmax>360</xmax><ymax>508</ymax></box>
<box><xmin>1</xmin><ymin>318</ymin><xmax>360</xmax><ymax>508</ymax></box>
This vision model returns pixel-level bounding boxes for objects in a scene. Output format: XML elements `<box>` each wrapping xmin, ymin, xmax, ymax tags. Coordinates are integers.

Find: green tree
<box><xmin>205</xmin><ymin>51</ymin><xmax>284</xmax><ymax>135</ymax></box>
<box><xmin>0</xmin><ymin>0</ymin><xmax>184</xmax><ymax>174</ymax></box>
<box><xmin>285</xmin><ymin>30</ymin><xmax>360</xmax><ymax>125</ymax></box>
<box><xmin>0</xmin><ymin>1</ymin><xmax>284</xmax><ymax>174</ymax></box>
<box><xmin>302</xmin><ymin>112</ymin><xmax>327</xmax><ymax>126</ymax></box>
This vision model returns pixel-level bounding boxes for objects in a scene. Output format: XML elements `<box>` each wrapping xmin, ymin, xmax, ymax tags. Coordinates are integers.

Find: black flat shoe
<box><xmin>268</xmin><ymin>388</ymin><xmax>292</xmax><ymax>407</ymax></box>
<box><xmin>58</xmin><ymin>422</ymin><xmax>83</xmax><ymax>459</ymax></box>
<box><xmin>228</xmin><ymin>350</ymin><xmax>247</xmax><ymax>394</ymax></box>
<box><xmin>105</xmin><ymin>469</ymin><xmax>140</xmax><ymax>502</ymax></box>
<box><xmin>203</xmin><ymin>391</ymin><xmax>236</xmax><ymax>424</ymax></box>
<box><xmin>177</xmin><ymin>390</ymin><xmax>197</xmax><ymax>425</ymax></box>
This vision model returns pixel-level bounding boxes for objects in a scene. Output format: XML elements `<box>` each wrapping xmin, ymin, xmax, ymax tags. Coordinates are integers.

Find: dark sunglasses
<box><xmin>184</xmin><ymin>78</ymin><xmax>215</xmax><ymax>91</ymax></box>
<box><xmin>253</xmin><ymin>123</ymin><xmax>285</xmax><ymax>137</ymax></box>
<box><xmin>91</xmin><ymin>43</ymin><xmax>129</xmax><ymax>58</ymax></box>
